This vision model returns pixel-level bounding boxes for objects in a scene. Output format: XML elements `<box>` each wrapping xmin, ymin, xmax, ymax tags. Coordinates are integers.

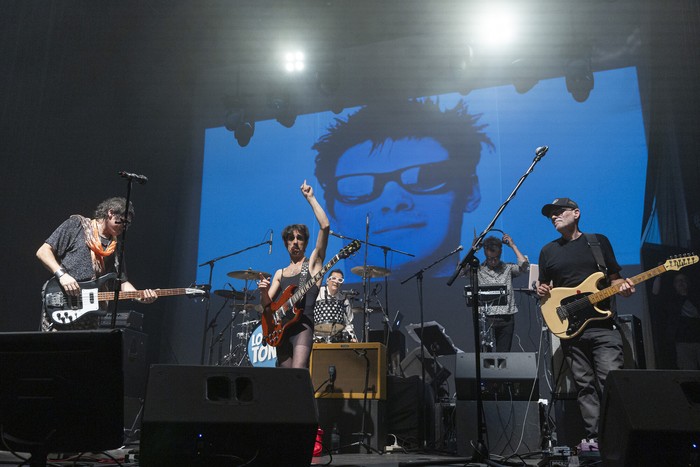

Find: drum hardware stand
<box><xmin>401</xmin><ymin>245</ymin><xmax>464</xmax><ymax>448</ymax></box>
<box><xmin>446</xmin><ymin>145</ymin><xmax>548</xmax><ymax>465</ymax></box>
<box><xmin>198</xmin><ymin>236</ymin><xmax>272</xmax><ymax>365</ymax></box>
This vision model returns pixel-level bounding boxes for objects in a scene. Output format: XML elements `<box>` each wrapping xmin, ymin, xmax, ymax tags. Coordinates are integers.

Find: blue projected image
<box><xmin>197</xmin><ymin>67</ymin><xmax>647</xmax><ymax>293</ymax></box>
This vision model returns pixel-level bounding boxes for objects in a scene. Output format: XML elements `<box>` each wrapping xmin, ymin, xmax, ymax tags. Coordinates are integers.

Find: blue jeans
<box><xmin>561</xmin><ymin>324</ymin><xmax>624</xmax><ymax>439</ymax></box>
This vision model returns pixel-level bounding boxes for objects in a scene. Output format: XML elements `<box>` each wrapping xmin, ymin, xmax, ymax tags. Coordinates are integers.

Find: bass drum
<box><xmin>247</xmin><ymin>323</ymin><xmax>277</xmax><ymax>367</ymax></box>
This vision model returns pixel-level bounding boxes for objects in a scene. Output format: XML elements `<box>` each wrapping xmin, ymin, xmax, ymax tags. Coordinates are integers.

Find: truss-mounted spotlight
<box><xmin>224</xmin><ymin>108</ymin><xmax>255</xmax><ymax>147</ymax></box>
<box><xmin>268</xmin><ymin>92</ymin><xmax>297</xmax><ymax>128</ymax></box>
<box><xmin>565</xmin><ymin>57</ymin><xmax>594</xmax><ymax>103</ymax></box>
<box><xmin>510</xmin><ymin>58</ymin><xmax>539</xmax><ymax>94</ymax></box>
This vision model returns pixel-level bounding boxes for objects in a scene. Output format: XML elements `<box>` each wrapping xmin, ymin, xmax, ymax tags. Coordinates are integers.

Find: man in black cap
<box><xmin>535</xmin><ymin>197</ymin><xmax>635</xmax><ymax>453</ymax></box>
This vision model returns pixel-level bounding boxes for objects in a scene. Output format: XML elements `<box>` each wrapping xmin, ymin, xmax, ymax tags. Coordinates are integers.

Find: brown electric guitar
<box><xmin>261</xmin><ymin>240</ymin><xmax>360</xmax><ymax>347</ymax></box>
<box><xmin>540</xmin><ymin>253</ymin><xmax>698</xmax><ymax>339</ymax></box>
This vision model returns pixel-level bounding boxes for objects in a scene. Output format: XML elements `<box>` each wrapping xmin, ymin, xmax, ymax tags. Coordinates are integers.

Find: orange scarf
<box><xmin>78</xmin><ymin>216</ymin><xmax>116</xmax><ymax>274</ymax></box>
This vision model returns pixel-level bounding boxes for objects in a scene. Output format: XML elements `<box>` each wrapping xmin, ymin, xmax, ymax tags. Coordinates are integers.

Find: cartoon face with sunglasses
<box><xmin>313</xmin><ymin>99</ymin><xmax>491</xmax><ymax>276</ymax></box>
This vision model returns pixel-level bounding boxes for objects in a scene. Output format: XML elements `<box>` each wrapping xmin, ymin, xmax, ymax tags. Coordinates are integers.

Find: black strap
<box><xmin>298</xmin><ymin>258</ymin><xmax>310</xmax><ymax>286</ymax></box>
<box><xmin>584</xmin><ymin>233</ymin><xmax>608</xmax><ymax>276</ymax></box>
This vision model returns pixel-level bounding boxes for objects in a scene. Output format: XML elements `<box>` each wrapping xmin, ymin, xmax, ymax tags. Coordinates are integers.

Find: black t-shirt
<box><xmin>538</xmin><ymin>233</ymin><xmax>621</xmax><ymax>288</ymax></box>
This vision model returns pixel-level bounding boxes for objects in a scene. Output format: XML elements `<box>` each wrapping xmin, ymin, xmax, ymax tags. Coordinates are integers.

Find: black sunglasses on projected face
<box><xmin>330</xmin><ymin>161</ymin><xmax>454</xmax><ymax>205</ymax></box>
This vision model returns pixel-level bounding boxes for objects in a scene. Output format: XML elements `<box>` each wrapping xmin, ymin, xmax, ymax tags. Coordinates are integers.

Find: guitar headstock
<box><xmin>664</xmin><ymin>253</ymin><xmax>699</xmax><ymax>271</ymax></box>
<box><xmin>339</xmin><ymin>239</ymin><xmax>361</xmax><ymax>259</ymax></box>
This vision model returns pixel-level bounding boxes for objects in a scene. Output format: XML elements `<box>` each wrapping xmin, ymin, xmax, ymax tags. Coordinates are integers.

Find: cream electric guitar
<box><xmin>540</xmin><ymin>254</ymin><xmax>698</xmax><ymax>339</ymax></box>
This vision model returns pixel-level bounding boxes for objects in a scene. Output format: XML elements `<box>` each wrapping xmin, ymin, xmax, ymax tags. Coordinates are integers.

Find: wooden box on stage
<box><xmin>310</xmin><ymin>343</ymin><xmax>387</xmax><ymax>400</ymax></box>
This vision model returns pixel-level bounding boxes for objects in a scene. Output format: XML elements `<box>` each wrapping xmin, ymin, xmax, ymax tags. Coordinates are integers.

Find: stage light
<box><xmin>224</xmin><ymin>108</ymin><xmax>255</xmax><ymax>147</ymax></box>
<box><xmin>475</xmin><ymin>6</ymin><xmax>517</xmax><ymax>48</ymax></box>
<box><xmin>510</xmin><ymin>58</ymin><xmax>539</xmax><ymax>94</ymax></box>
<box><xmin>268</xmin><ymin>92</ymin><xmax>297</xmax><ymax>128</ymax></box>
<box><xmin>283</xmin><ymin>50</ymin><xmax>305</xmax><ymax>73</ymax></box>
<box><xmin>565</xmin><ymin>57</ymin><xmax>594</xmax><ymax>103</ymax></box>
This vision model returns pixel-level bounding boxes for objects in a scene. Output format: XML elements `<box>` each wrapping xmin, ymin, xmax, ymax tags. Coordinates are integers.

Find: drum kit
<box><xmin>312</xmin><ymin>264</ymin><xmax>391</xmax><ymax>343</ymax></box>
<box><xmin>211</xmin><ymin>268</ymin><xmax>277</xmax><ymax>367</ymax></box>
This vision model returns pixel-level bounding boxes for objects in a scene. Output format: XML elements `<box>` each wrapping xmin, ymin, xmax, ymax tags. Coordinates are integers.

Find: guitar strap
<box><xmin>584</xmin><ymin>233</ymin><xmax>608</xmax><ymax>276</ymax></box>
<box><xmin>585</xmin><ymin>232</ymin><xmax>618</xmax><ymax>316</ymax></box>
<box><xmin>298</xmin><ymin>258</ymin><xmax>310</xmax><ymax>286</ymax></box>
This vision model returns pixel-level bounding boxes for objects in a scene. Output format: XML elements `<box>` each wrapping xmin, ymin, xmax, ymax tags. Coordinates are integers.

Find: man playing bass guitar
<box><xmin>36</xmin><ymin>197</ymin><xmax>157</xmax><ymax>331</ymax></box>
<box><xmin>257</xmin><ymin>180</ymin><xmax>330</xmax><ymax>369</ymax></box>
<box><xmin>535</xmin><ymin>197</ymin><xmax>635</xmax><ymax>454</ymax></box>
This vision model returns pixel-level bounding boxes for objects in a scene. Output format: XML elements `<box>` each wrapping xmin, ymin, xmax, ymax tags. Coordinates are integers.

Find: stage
<box><xmin>0</xmin><ymin>448</ymin><xmax>575</xmax><ymax>467</ymax></box>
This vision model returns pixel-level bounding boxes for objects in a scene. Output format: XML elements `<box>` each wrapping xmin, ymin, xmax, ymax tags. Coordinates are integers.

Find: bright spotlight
<box><xmin>283</xmin><ymin>50</ymin><xmax>305</xmax><ymax>73</ymax></box>
<box><xmin>475</xmin><ymin>6</ymin><xmax>516</xmax><ymax>47</ymax></box>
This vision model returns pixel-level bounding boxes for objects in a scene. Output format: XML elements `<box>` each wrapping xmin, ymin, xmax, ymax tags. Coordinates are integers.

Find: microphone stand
<box><xmin>110</xmin><ymin>173</ymin><xmax>142</xmax><ymax>329</ymax></box>
<box><xmin>400</xmin><ymin>245</ymin><xmax>463</xmax><ymax>448</ymax></box>
<box><xmin>197</xmin><ymin>238</ymin><xmax>271</xmax><ymax>365</ymax></box>
<box><xmin>444</xmin><ymin>145</ymin><xmax>548</xmax><ymax>465</ymax></box>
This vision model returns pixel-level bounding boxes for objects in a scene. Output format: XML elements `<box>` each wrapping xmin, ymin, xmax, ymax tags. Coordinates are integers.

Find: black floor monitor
<box><xmin>0</xmin><ymin>330</ymin><xmax>124</xmax><ymax>467</ymax></box>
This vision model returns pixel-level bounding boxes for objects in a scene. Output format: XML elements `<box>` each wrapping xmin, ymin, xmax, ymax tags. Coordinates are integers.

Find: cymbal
<box><xmin>350</xmin><ymin>265</ymin><xmax>391</xmax><ymax>278</ymax></box>
<box><xmin>227</xmin><ymin>269</ymin><xmax>269</xmax><ymax>280</ymax></box>
<box><xmin>214</xmin><ymin>289</ymin><xmax>248</xmax><ymax>300</ymax></box>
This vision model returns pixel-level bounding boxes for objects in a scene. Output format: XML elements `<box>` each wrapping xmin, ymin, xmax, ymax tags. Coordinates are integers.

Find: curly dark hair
<box><xmin>94</xmin><ymin>197</ymin><xmax>135</xmax><ymax>220</ymax></box>
<box><xmin>281</xmin><ymin>224</ymin><xmax>310</xmax><ymax>244</ymax></box>
<box><xmin>312</xmin><ymin>98</ymin><xmax>494</xmax><ymax>216</ymax></box>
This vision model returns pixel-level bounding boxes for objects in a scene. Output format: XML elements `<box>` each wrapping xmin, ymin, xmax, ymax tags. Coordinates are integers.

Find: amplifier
<box><xmin>310</xmin><ymin>343</ymin><xmax>386</xmax><ymax>399</ymax></box>
<box><xmin>99</xmin><ymin>310</ymin><xmax>143</xmax><ymax>331</ymax></box>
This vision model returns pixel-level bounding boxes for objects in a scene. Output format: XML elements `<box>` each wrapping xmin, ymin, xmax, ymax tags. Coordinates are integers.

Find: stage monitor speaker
<box><xmin>140</xmin><ymin>365</ymin><xmax>318</xmax><ymax>467</ymax></box>
<box><xmin>600</xmin><ymin>370</ymin><xmax>700</xmax><ymax>467</ymax></box>
<box><xmin>0</xmin><ymin>330</ymin><xmax>124</xmax><ymax>463</ymax></box>
<box><xmin>456</xmin><ymin>400</ymin><xmax>541</xmax><ymax>456</ymax></box>
<box><xmin>310</xmin><ymin>342</ymin><xmax>386</xmax><ymax>399</ymax></box>
<box><xmin>455</xmin><ymin>352</ymin><xmax>539</xmax><ymax>401</ymax></box>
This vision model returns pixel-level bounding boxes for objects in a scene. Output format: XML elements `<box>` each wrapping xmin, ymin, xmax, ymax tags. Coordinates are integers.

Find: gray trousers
<box><xmin>561</xmin><ymin>325</ymin><xmax>624</xmax><ymax>439</ymax></box>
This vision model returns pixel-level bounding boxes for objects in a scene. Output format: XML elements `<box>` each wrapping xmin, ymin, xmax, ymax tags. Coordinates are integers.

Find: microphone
<box><xmin>343</xmin><ymin>289</ymin><xmax>360</xmax><ymax>297</ymax></box>
<box><xmin>535</xmin><ymin>146</ymin><xmax>549</xmax><ymax>158</ymax></box>
<box><xmin>371</xmin><ymin>283</ymin><xmax>382</xmax><ymax>297</ymax></box>
<box><xmin>118</xmin><ymin>171</ymin><xmax>148</xmax><ymax>184</ymax></box>
<box><xmin>450</xmin><ymin>245</ymin><xmax>464</xmax><ymax>256</ymax></box>
<box><xmin>268</xmin><ymin>230</ymin><xmax>273</xmax><ymax>255</ymax></box>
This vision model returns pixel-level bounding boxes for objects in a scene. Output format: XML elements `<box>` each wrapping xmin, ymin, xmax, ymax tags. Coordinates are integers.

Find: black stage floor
<box><xmin>0</xmin><ymin>447</ymin><xmax>594</xmax><ymax>467</ymax></box>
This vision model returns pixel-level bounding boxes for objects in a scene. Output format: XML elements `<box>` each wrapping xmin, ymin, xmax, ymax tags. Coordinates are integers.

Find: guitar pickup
<box><xmin>45</xmin><ymin>292</ymin><xmax>66</xmax><ymax>307</ymax></box>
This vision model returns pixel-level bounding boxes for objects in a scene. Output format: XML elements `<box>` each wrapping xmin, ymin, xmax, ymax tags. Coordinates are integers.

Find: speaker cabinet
<box><xmin>600</xmin><ymin>370</ymin><xmax>700</xmax><ymax>467</ymax></box>
<box><xmin>310</xmin><ymin>343</ymin><xmax>387</xmax><ymax>399</ymax></box>
<box><xmin>617</xmin><ymin>314</ymin><xmax>646</xmax><ymax>369</ymax></box>
<box><xmin>140</xmin><ymin>365</ymin><xmax>318</xmax><ymax>467</ymax></box>
<box><xmin>455</xmin><ymin>400</ymin><xmax>541</xmax><ymax>456</ymax></box>
<box><xmin>455</xmin><ymin>352</ymin><xmax>539</xmax><ymax>400</ymax></box>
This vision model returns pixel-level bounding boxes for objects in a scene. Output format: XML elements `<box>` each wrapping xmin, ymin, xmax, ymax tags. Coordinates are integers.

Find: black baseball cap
<box><xmin>541</xmin><ymin>198</ymin><xmax>579</xmax><ymax>217</ymax></box>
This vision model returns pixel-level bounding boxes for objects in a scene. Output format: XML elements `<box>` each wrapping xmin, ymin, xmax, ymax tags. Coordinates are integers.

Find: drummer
<box><xmin>314</xmin><ymin>269</ymin><xmax>357</xmax><ymax>342</ymax></box>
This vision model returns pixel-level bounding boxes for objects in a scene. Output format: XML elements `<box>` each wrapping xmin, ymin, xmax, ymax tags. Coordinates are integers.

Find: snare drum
<box><xmin>313</xmin><ymin>298</ymin><xmax>346</xmax><ymax>336</ymax></box>
<box><xmin>247</xmin><ymin>323</ymin><xmax>277</xmax><ymax>367</ymax></box>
